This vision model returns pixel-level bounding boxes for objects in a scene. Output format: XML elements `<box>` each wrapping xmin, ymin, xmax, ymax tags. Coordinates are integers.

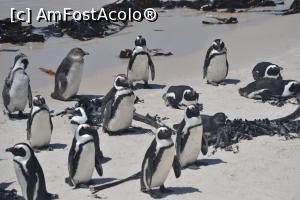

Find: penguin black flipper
<box><xmin>100</xmin><ymin>87</ymin><xmax>117</xmax><ymax>121</ymax></box>
<box><xmin>26</xmin><ymin>172</ymin><xmax>38</xmax><ymax>200</ymax></box>
<box><xmin>172</xmin><ymin>156</ymin><xmax>181</xmax><ymax>178</ymax></box>
<box><xmin>127</xmin><ymin>54</ymin><xmax>135</xmax><ymax>72</ymax></box>
<box><xmin>141</xmin><ymin>139</ymin><xmax>156</xmax><ymax>190</ymax></box>
<box><xmin>225</xmin><ymin>57</ymin><xmax>229</xmax><ymax>77</ymax></box>
<box><xmin>90</xmin><ymin>129</ymin><xmax>103</xmax><ymax>177</ymax></box>
<box><xmin>102</xmin><ymin>100</ymin><xmax>113</xmax><ymax>129</ymax></box>
<box><xmin>175</xmin><ymin>119</ymin><xmax>185</xmax><ymax>160</ymax></box>
<box><xmin>201</xmin><ymin>135</ymin><xmax>208</xmax><ymax>155</ymax></box>
<box><xmin>68</xmin><ymin>138</ymin><xmax>78</xmax><ymax>179</ymax></box>
<box><xmin>27</xmin><ymin>113</ymin><xmax>32</xmax><ymax>140</ymax></box>
<box><xmin>147</xmin><ymin>54</ymin><xmax>155</xmax><ymax>81</ymax></box>
<box><xmin>203</xmin><ymin>46</ymin><xmax>213</xmax><ymax>79</ymax></box>
<box><xmin>27</xmin><ymin>77</ymin><xmax>32</xmax><ymax>108</ymax></box>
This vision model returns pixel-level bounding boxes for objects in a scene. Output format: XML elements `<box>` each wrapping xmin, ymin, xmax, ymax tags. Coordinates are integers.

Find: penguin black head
<box><xmin>33</xmin><ymin>95</ymin><xmax>46</xmax><ymax>107</ymax></box>
<box><xmin>185</xmin><ymin>104</ymin><xmax>200</xmax><ymax>119</ymax></box>
<box><xmin>212</xmin><ymin>39</ymin><xmax>225</xmax><ymax>52</ymax></box>
<box><xmin>114</xmin><ymin>74</ymin><xmax>132</xmax><ymax>90</ymax></box>
<box><xmin>68</xmin><ymin>48</ymin><xmax>89</xmax><ymax>60</ymax></box>
<box><xmin>70</xmin><ymin>107</ymin><xmax>88</xmax><ymax>125</ymax></box>
<box><xmin>13</xmin><ymin>53</ymin><xmax>29</xmax><ymax>70</ymax></box>
<box><xmin>213</xmin><ymin>112</ymin><xmax>227</xmax><ymax>125</ymax></box>
<box><xmin>6</xmin><ymin>143</ymin><xmax>33</xmax><ymax>158</ymax></box>
<box><xmin>157</xmin><ymin>126</ymin><xmax>172</xmax><ymax>140</ymax></box>
<box><xmin>289</xmin><ymin>82</ymin><xmax>300</xmax><ymax>94</ymax></box>
<box><xmin>135</xmin><ymin>35</ymin><xmax>147</xmax><ymax>47</ymax></box>
<box><xmin>183</xmin><ymin>89</ymin><xmax>199</xmax><ymax>102</ymax></box>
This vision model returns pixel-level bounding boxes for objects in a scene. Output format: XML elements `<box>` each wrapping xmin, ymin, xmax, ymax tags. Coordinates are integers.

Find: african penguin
<box><xmin>174</xmin><ymin>105</ymin><xmax>208</xmax><ymax>169</ymax></box>
<box><xmin>2</xmin><ymin>53</ymin><xmax>32</xmax><ymax>118</ymax></box>
<box><xmin>203</xmin><ymin>39</ymin><xmax>229</xmax><ymax>86</ymax></box>
<box><xmin>127</xmin><ymin>36</ymin><xmax>155</xmax><ymax>88</ymax></box>
<box><xmin>140</xmin><ymin>127</ymin><xmax>181</xmax><ymax>198</ymax></box>
<box><xmin>66</xmin><ymin>123</ymin><xmax>103</xmax><ymax>188</ymax></box>
<box><xmin>239</xmin><ymin>78</ymin><xmax>300</xmax><ymax>101</ymax></box>
<box><xmin>51</xmin><ymin>48</ymin><xmax>89</xmax><ymax>101</ymax></box>
<box><xmin>162</xmin><ymin>85</ymin><xmax>199</xmax><ymax>109</ymax></box>
<box><xmin>252</xmin><ymin>62</ymin><xmax>283</xmax><ymax>80</ymax></box>
<box><xmin>201</xmin><ymin>112</ymin><xmax>227</xmax><ymax>139</ymax></box>
<box><xmin>100</xmin><ymin>74</ymin><xmax>135</xmax><ymax>134</ymax></box>
<box><xmin>6</xmin><ymin>143</ymin><xmax>58</xmax><ymax>200</ymax></box>
<box><xmin>27</xmin><ymin>95</ymin><xmax>53</xmax><ymax>151</ymax></box>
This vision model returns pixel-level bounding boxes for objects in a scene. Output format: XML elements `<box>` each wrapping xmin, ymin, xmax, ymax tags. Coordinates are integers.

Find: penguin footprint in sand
<box><xmin>6</xmin><ymin>143</ymin><xmax>58</xmax><ymax>200</ymax></box>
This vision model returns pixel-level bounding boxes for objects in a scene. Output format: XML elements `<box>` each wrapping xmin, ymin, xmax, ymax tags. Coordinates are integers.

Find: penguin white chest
<box><xmin>128</xmin><ymin>55</ymin><xmax>149</xmax><ymax>82</ymax></box>
<box><xmin>207</xmin><ymin>54</ymin><xmax>227</xmax><ymax>82</ymax></box>
<box><xmin>30</xmin><ymin>110</ymin><xmax>52</xmax><ymax>148</ymax></box>
<box><xmin>8</xmin><ymin>71</ymin><xmax>29</xmax><ymax>112</ymax></box>
<box><xmin>150</xmin><ymin>146</ymin><xmax>175</xmax><ymax>188</ymax></box>
<box><xmin>63</xmin><ymin>62</ymin><xmax>83</xmax><ymax>99</ymax></box>
<box><xmin>180</xmin><ymin>126</ymin><xmax>203</xmax><ymax>167</ymax></box>
<box><xmin>14</xmin><ymin>162</ymin><xmax>28</xmax><ymax>199</ymax></box>
<box><xmin>73</xmin><ymin>141</ymin><xmax>95</xmax><ymax>184</ymax></box>
<box><xmin>108</xmin><ymin>95</ymin><xmax>135</xmax><ymax>132</ymax></box>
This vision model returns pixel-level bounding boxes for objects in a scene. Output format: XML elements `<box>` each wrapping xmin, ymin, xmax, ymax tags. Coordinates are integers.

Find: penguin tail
<box><xmin>39</xmin><ymin>67</ymin><xmax>56</xmax><ymax>76</ymax></box>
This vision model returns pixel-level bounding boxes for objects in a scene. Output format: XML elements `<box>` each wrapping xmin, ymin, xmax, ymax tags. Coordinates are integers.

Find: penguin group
<box><xmin>3</xmin><ymin>34</ymin><xmax>300</xmax><ymax>200</ymax></box>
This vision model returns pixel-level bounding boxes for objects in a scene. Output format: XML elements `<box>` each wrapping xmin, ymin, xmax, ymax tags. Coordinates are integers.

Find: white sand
<box><xmin>0</xmin><ymin>3</ymin><xmax>300</xmax><ymax>200</ymax></box>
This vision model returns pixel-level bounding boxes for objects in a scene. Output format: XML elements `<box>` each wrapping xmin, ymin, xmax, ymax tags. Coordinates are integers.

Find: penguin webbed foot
<box><xmin>159</xmin><ymin>185</ymin><xmax>173</xmax><ymax>194</ymax></box>
<box><xmin>149</xmin><ymin>189</ymin><xmax>163</xmax><ymax>199</ymax></box>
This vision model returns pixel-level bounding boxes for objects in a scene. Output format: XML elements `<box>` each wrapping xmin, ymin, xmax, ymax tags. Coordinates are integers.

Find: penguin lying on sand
<box><xmin>252</xmin><ymin>62</ymin><xmax>283</xmax><ymax>80</ymax></box>
<box><xmin>239</xmin><ymin>78</ymin><xmax>300</xmax><ymax>101</ymax></box>
<box><xmin>162</xmin><ymin>85</ymin><xmax>199</xmax><ymax>109</ymax></box>
<box><xmin>6</xmin><ymin>143</ymin><xmax>58</xmax><ymax>200</ymax></box>
<box><xmin>27</xmin><ymin>95</ymin><xmax>53</xmax><ymax>151</ymax></box>
<box><xmin>140</xmin><ymin>127</ymin><xmax>181</xmax><ymax>198</ymax></box>
<box><xmin>2</xmin><ymin>53</ymin><xmax>32</xmax><ymax>118</ymax></box>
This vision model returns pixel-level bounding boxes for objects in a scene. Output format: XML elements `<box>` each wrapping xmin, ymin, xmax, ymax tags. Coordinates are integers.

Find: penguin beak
<box><xmin>5</xmin><ymin>147</ymin><xmax>14</xmax><ymax>153</ymax></box>
<box><xmin>83</xmin><ymin>51</ymin><xmax>90</xmax><ymax>56</ymax></box>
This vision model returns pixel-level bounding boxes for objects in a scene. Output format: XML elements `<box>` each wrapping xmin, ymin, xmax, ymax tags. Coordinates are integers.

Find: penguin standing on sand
<box><xmin>27</xmin><ymin>95</ymin><xmax>53</xmax><ymax>151</ymax></box>
<box><xmin>66</xmin><ymin>110</ymin><xmax>103</xmax><ymax>188</ymax></box>
<box><xmin>203</xmin><ymin>39</ymin><xmax>229</xmax><ymax>86</ymax></box>
<box><xmin>2</xmin><ymin>53</ymin><xmax>32</xmax><ymax>118</ymax></box>
<box><xmin>127</xmin><ymin>36</ymin><xmax>155</xmax><ymax>88</ymax></box>
<box><xmin>239</xmin><ymin>78</ymin><xmax>300</xmax><ymax>101</ymax></box>
<box><xmin>100</xmin><ymin>74</ymin><xmax>135</xmax><ymax>134</ymax></box>
<box><xmin>252</xmin><ymin>62</ymin><xmax>283</xmax><ymax>80</ymax></box>
<box><xmin>140</xmin><ymin>127</ymin><xmax>181</xmax><ymax>198</ymax></box>
<box><xmin>51</xmin><ymin>48</ymin><xmax>89</xmax><ymax>101</ymax></box>
<box><xmin>6</xmin><ymin>143</ymin><xmax>58</xmax><ymax>200</ymax></box>
<box><xmin>162</xmin><ymin>85</ymin><xmax>199</xmax><ymax>109</ymax></box>
<box><xmin>174</xmin><ymin>105</ymin><xmax>208</xmax><ymax>169</ymax></box>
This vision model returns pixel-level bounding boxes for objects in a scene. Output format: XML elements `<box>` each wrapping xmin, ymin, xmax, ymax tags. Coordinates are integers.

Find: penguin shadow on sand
<box><xmin>0</xmin><ymin>181</ymin><xmax>14</xmax><ymax>190</ymax></box>
<box><xmin>185</xmin><ymin>158</ymin><xmax>226</xmax><ymax>170</ymax></box>
<box><xmin>90</xmin><ymin>178</ymin><xmax>117</xmax><ymax>186</ymax></box>
<box><xmin>48</xmin><ymin>143</ymin><xmax>67</xmax><ymax>150</ymax></box>
<box><xmin>106</xmin><ymin>127</ymin><xmax>153</xmax><ymax>136</ymax></box>
<box><xmin>221</xmin><ymin>78</ymin><xmax>240</xmax><ymax>85</ymax></box>
<box><xmin>59</xmin><ymin>94</ymin><xmax>104</xmax><ymax>102</ymax></box>
<box><xmin>133</xmin><ymin>83</ymin><xmax>166</xmax><ymax>90</ymax></box>
<box><xmin>149</xmin><ymin>187</ymin><xmax>201</xmax><ymax>199</ymax></box>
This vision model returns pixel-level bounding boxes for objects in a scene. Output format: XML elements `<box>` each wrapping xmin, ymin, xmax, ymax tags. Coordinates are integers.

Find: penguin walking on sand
<box><xmin>2</xmin><ymin>53</ymin><xmax>32</xmax><ymax>118</ymax></box>
<box><xmin>239</xmin><ymin>78</ymin><xmax>300</xmax><ymax>101</ymax></box>
<box><xmin>162</xmin><ymin>85</ymin><xmax>199</xmax><ymax>109</ymax></box>
<box><xmin>27</xmin><ymin>95</ymin><xmax>53</xmax><ymax>151</ymax></box>
<box><xmin>127</xmin><ymin>36</ymin><xmax>155</xmax><ymax>88</ymax></box>
<box><xmin>6</xmin><ymin>143</ymin><xmax>58</xmax><ymax>200</ymax></box>
<box><xmin>203</xmin><ymin>39</ymin><xmax>229</xmax><ymax>86</ymax></box>
<box><xmin>140</xmin><ymin>127</ymin><xmax>181</xmax><ymax>198</ymax></box>
<box><xmin>51</xmin><ymin>48</ymin><xmax>89</xmax><ymax>101</ymax></box>
<box><xmin>100</xmin><ymin>74</ymin><xmax>135</xmax><ymax>134</ymax></box>
<box><xmin>173</xmin><ymin>105</ymin><xmax>208</xmax><ymax>169</ymax></box>
<box><xmin>252</xmin><ymin>62</ymin><xmax>283</xmax><ymax>80</ymax></box>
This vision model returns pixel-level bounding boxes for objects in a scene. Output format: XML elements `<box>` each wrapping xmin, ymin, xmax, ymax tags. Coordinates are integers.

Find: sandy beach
<box><xmin>1</xmin><ymin>1</ymin><xmax>300</xmax><ymax>200</ymax></box>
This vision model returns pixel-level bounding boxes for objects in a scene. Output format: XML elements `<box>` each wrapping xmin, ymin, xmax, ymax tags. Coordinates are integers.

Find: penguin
<box><xmin>127</xmin><ymin>36</ymin><xmax>155</xmax><ymax>88</ymax></box>
<box><xmin>6</xmin><ymin>143</ymin><xmax>58</xmax><ymax>200</ymax></box>
<box><xmin>51</xmin><ymin>48</ymin><xmax>89</xmax><ymax>101</ymax></box>
<box><xmin>203</xmin><ymin>39</ymin><xmax>229</xmax><ymax>86</ymax></box>
<box><xmin>162</xmin><ymin>85</ymin><xmax>199</xmax><ymax>109</ymax></box>
<box><xmin>2</xmin><ymin>53</ymin><xmax>32</xmax><ymax>118</ymax></box>
<box><xmin>201</xmin><ymin>112</ymin><xmax>227</xmax><ymax>138</ymax></box>
<box><xmin>100</xmin><ymin>74</ymin><xmax>135</xmax><ymax>134</ymax></box>
<box><xmin>140</xmin><ymin>127</ymin><xmax>181</xmax><ymax>198</ymax></box>
<box><xmin>174</xmin><ymin>105</ymin><xmax>208</xmax><ymax>169</ymax></box>
<box><xmin>252</xmin><ymin>62</ymin><xmax>283</xmax><ymax>80</ymax></box>
<box><xmin>66</xmin><ymin>123</ymin><xmax>103</xmax><ymax>188</ymax></box>
<box><xmin>239</xmin><ymin>78</ymin><xmax>300</xmax><ymax>101</ymax></box>
<box><xmin>27</xmin><ymin>95</ymin><xmax>53</xmax><ymax>151</ymax></box>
